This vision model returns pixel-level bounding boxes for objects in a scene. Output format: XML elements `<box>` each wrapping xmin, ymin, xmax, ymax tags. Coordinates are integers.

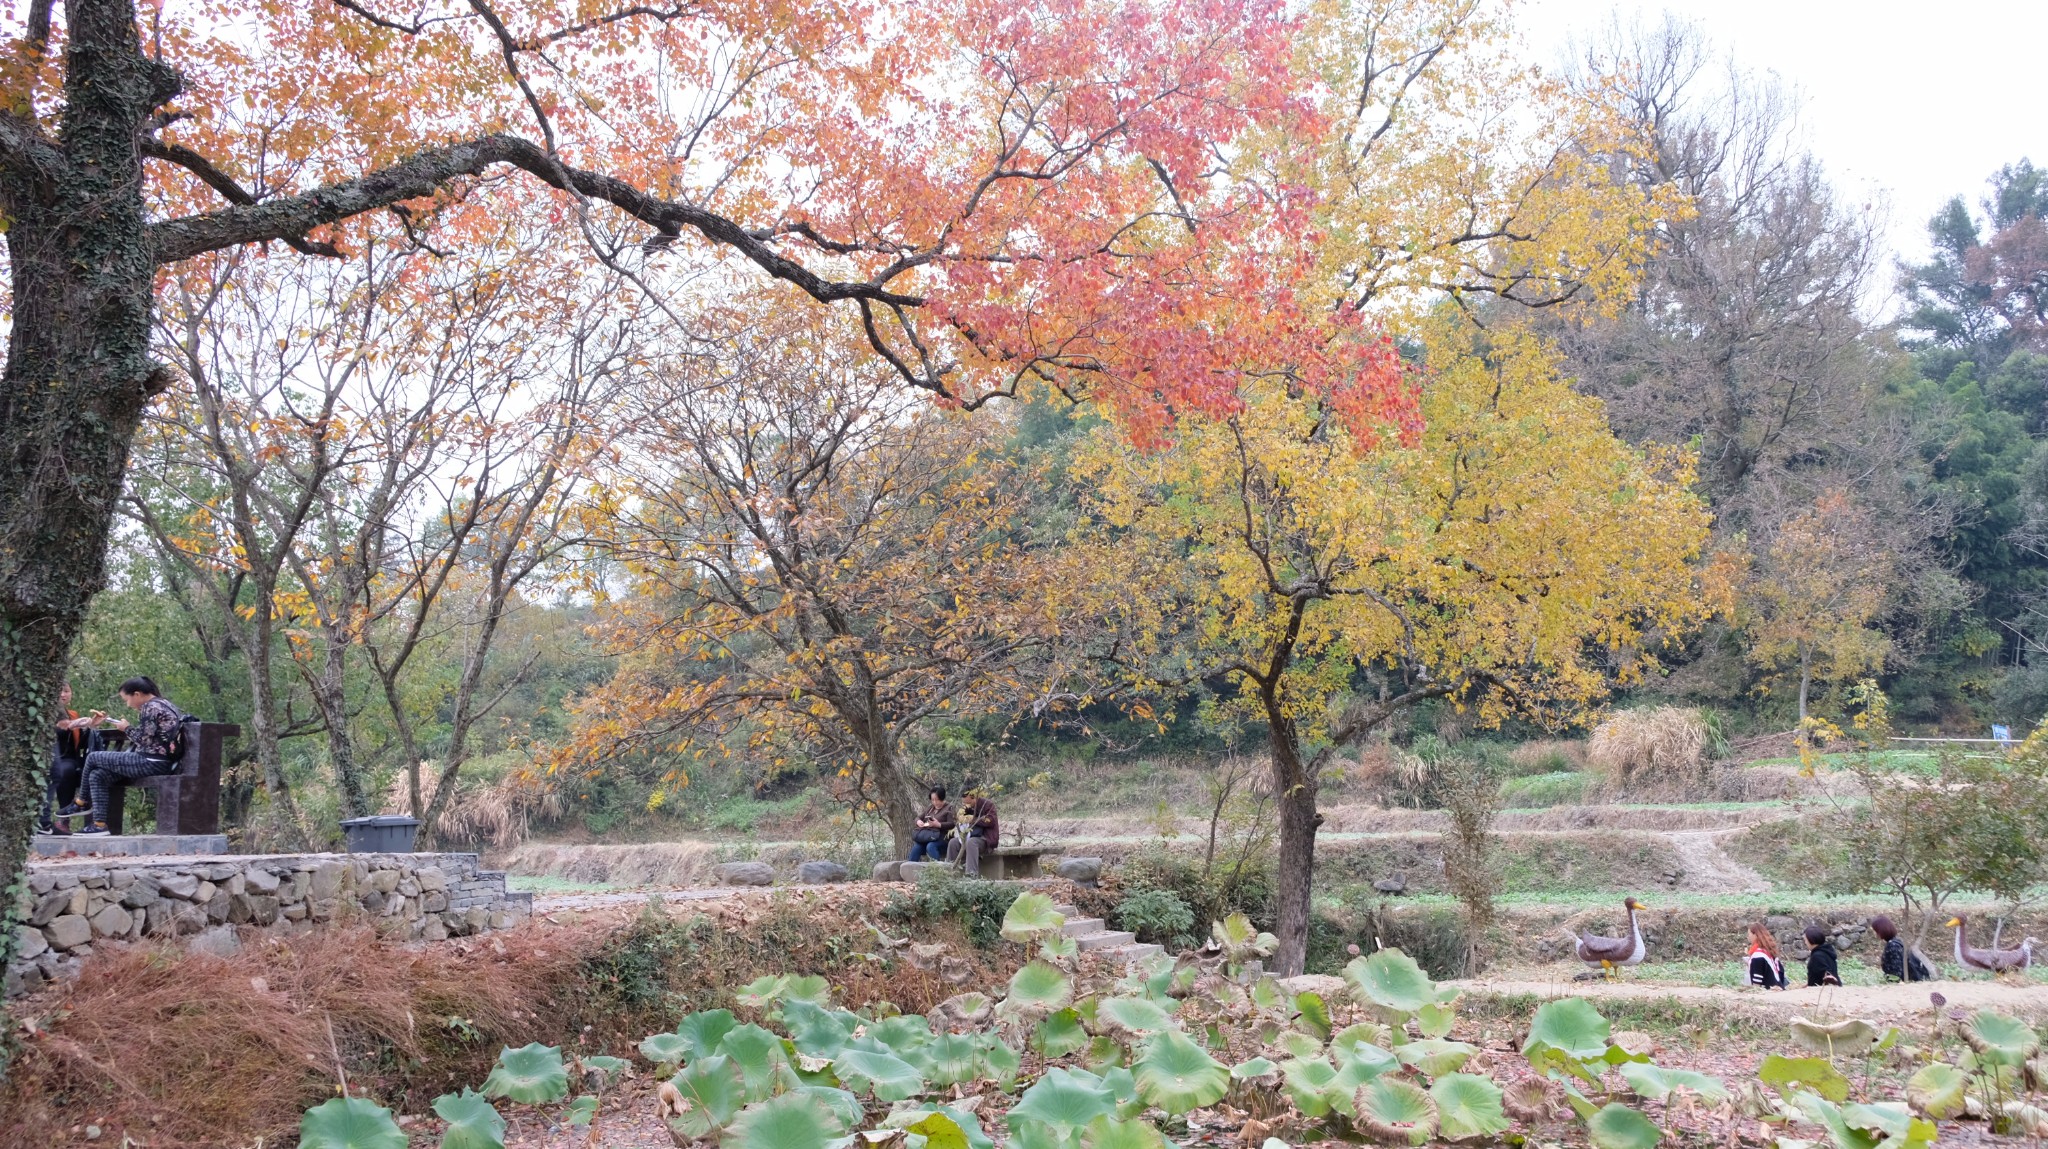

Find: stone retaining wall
<box><xmin>7</xmin><ymin>852</ymin><xmax>532</xmax><ymax>997</ymax></box>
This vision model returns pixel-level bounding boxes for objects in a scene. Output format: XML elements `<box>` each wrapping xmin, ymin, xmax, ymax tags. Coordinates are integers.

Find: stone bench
<box><xmin>980</xmin><ymin>845</ymin><xmax>1051</xmax><ymax>881</ymax></box>
<box><xmin>102</xmin><ymin>721</ymin><xmax>240</xmax><ymax>836</ymax></box>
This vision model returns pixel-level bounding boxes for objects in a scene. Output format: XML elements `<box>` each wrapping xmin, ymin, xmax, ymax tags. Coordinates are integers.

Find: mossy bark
<box><xmin>0</xmin><ymin>0</ymin><xmax>181</xmax><ymax>1068</ymax></box>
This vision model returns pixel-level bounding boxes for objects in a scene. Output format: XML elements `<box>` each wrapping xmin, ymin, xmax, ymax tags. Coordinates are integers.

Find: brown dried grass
<box><xmin>382</xmin><ymin>769</ymin><xmax>552</xmax><ymax>849</ymax></box>
<box><xmin>1586</xmin><ymin>707</ymin><xmax>1709</xmax><ymax>794</ymax></box>
<box><xmin>2</xmin><ymin>922</ymin><xmax>621</xmax><ymax>1147</ymax></box>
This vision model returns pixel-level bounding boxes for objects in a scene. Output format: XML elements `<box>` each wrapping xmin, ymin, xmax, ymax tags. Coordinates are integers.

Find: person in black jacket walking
<box><xmin>1872</xmin><ymin>916</ymin><xmax>1933</xmax><ymax>982</ymax></box>
<box><xmin>1805</xmin><ymin>923</ymin><xmax>1842</xmax><ymax>987</ymax></box>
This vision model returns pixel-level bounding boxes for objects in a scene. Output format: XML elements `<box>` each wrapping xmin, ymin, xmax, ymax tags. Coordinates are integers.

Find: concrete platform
<box><xmin>31</xmin><ymin>833</ymin><xmax>230</xmax><ymax>858</ymax></box>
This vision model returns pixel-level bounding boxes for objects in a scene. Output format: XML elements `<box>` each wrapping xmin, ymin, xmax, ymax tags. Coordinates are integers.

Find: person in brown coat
<box><xmin>946</xmin><ymin>791</ymin><xmax>999</xmax><ymax>877</ymax></box>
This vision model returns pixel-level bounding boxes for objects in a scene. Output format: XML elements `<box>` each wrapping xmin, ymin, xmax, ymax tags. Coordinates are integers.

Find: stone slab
<box><xmin>32</xmin><ymin>833</ymin><xmax>230</xmax><ymax>858</ymax></box>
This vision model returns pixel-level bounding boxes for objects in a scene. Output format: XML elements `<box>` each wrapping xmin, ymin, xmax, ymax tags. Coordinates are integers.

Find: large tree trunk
<box><xmin>0</xmin><ymin>0</ymin><xmax>182</xmax><ymax>1047</ymax></box>
<box><xmin>1268</xmin><ymin>714</ymin><xmax>1318</xmax><ymax>977</ymax></box>
<box><xmin>308</xmin><ymin>636</ymin><xmax>370</xmax><ymax>818</ymax></box>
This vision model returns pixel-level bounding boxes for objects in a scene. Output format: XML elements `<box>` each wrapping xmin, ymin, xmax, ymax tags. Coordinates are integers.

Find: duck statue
<box><xmin>1947</xmin><ymin>914</ymin><xmax>2033</xmax><ymax>975</ymax></box>
<box><xmin>1575</xmin><ymin>897</ymin><xmax>1650</xmax><ymax>978</ymax></box>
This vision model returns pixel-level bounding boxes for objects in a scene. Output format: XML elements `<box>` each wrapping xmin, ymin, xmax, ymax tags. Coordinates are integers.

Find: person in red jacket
<box><xmin>946</xmin><ymin>791</ymin><xmax>999</xmax><ymax>878</ymax></box>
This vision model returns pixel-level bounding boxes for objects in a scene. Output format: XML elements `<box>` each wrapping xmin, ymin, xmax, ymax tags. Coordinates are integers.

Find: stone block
<box><xmin>283</xmin><ymin>873</ymin><xmax>310</xmax><ymax>901</ymax></box>
<box><xmin>366</xmin><ymin>868</ymin><xmax>401</xmax><ymax>895</ymax></box>
<box><xmin>109</xmin><ymin>870</ymin><xmax>136</xmax><ymax>890</ymax></box>
<box><xmin>415</xmin><ymin>866</ymin><xmax>449</xmax><ymax>892</ymax></box>
<box><xmin>190</xmin><ymin>926</ymin><xmax>241</xmax><ymax>959</ymax></box>
<box><xmin>197</xmin><ymin>864</ymin><xmax>238</xmax><ymax>882</ymax></box>
<box><xmin>488</xmin><ymin>911</ymin><xmax>515</xmax><ymax>930</ymax></box>
<box><xmin>897</xmin><ymin>861</ymin><xmax>932</xmax><ymax>881</ymax></box>
<box><xmin>247</xmin><ymin>896</ymin><xmax>280</xmax><ymax>926</ymax></box>
<box><xmin>125</xmin><ymin>909</ymin><xmax>146</xmax><ymax>941</ymax></box>
<box><xmin>715</xmin><ymin>861</ymin><xmax>774</xmax><ymax>887</ymax></box>
<box><xmin>796</xmin><ymin>861</ymin><xmax>849</xmax><ymax>884</ymax></box>
<box><xmin>193</xmin><ymin>880</ymin><xmax>217</xmax><ymax>904</ymax></box>
<box><xmin>360</xmin><ymin>891</ymin><xmax>388</xmax><ymax>915</ymax></box>
<box><xmin>75</xmin><ymin>867</ymin><xmax>108</xmax><ymax>887</ymax></box>
<box><xmin>309</xmin><ymin>862</ymin><xmax>346</xmax><ymax>901</ymax></box>
<box><xmin>420</xmin><ymin>915</ymin><xmax>448</xmax><ymax>941</ymax></box>
<box><xmin>88</xmin><ymin>903</ymin><xmax>133</xmax><ymax>939</ymax></box>
<box><xmin>223</xmin><ymin>873</ymin><xmax>246</xmax><ymax>897</ymax></box>
<box><xmin>396</xmin><ymin>878</ymin><xmax>420</xmax><ymax>898</ymax></box>
<box><xmin>871</xmin><ymin>861</ymin><xmax>903</xmax><ymax>882</ymax></box>
<box><xmin>244</xmin><ymin>867</ymin><xmax>282</xmax><ymax>895</ymax></box>
<box><xmin>158</xmin><ymin>873</ymin><xmax>200</xmax><ymax>900</ymax></box>
<box><xmin>120</xmin><ymin>879</ymin><xmax>161</xmax><ymax>909</ymax></box>
<box><xmin>382</xmin><ymin>895</ymin><xmax>406</xmax><ymax>918</ymax></box>
<box><xmin>28</xmin><ymin>871</ymin><xmax>55</xmax><ymax>896</ymax></box>
<box><xmin>282</xmin><ymin>901</ymin><xmax>309</xmax><ymax>922</ymax></box>
<box><xmin>309</xmin><ymin>899</ymin><xmax>337</xmax><ymax>923</ymax></box>
<box><xmin>170</xmin><ymin>903</ymin><xmax>208</xmax><ymax>936</ymax></box>
<box><xmin>5</xmin><ymin>963</ymin><xmax>45</xmax><ymax>998</ymax></box>
<box><xmin>1054</xmin><ymin>857</ymin><xmax>1104</xmax><ymax>885</ymax></box>
<box><xmin>464</xmin><ymin>906</ymin><xmax>489</xmax><ymax>934</ymax></box>
<box><xmin>28</xmin><ymin>889</ymin><xmax>74</xmax><ymax>926</ymax></box>
<box><xmin>422</xmin><ymin>891</ymin><xmax>448</xmax><ymax>913</ymax></box>
<box><xmin>41</xmin><ymin>915</ymin><xmax>89</xmax><ymax>951</ymax></box>
<box><xmin>144</xmin><ymin>902</ymin><xmax>171</xmax><ymax>936</ymax></box>
<box><xmin>16</xmin><ymin>925</ymin><xmax>49</xmax><ymax>962</ymax></box>
<box><xmin>206</xmin><ymin>896</ymin><xmax>230</xmax><ymax>924</ymax></box>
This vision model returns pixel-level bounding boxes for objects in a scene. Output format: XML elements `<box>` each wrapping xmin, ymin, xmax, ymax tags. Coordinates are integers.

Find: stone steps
<box><xmin>1051</xmin><ymin>903</ymin><xmax>1161</xmax><ymax>963</ymax></box>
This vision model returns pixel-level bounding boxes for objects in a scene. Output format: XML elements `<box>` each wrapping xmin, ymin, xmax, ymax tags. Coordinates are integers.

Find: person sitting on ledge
<box><xmin>908</xmin><ymin>786</ymin><xmax>955</xmax><ymax>862</ymax></box>
<box><xmin>62</xmin><ymin>676</ymin><xmax>187</xmax><ymax>836</ymax></box>
<box><xmin>37</xmin><ymin>682</ymin><xmax>101</xmax><ymax>837</ymax></box>
<box><xmin>945</xmin><ymin>789</ymin><xmax>999</xmax><ymax>878</ymax></box>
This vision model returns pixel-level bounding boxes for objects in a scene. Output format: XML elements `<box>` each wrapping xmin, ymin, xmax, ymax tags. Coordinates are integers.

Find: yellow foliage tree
<box><xmin>564</xmin><ymin>309</ymin><xmax>1084</xmax><ymax>855</ymax></box>
<box><xmin>1074</xmin><ymin>318</ymin><xmax>1712</xmax><ymax>974</ymax></box>
<box><xmin>1738</xmin><ymin>490</ymin><xmax>1895</xmax><ymax>733</ymax></box>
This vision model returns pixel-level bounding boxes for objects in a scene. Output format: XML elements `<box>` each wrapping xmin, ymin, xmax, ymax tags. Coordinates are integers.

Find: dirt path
<box><xmin>1458</xmin><ymin>969</ymin><xmax>2048</xmax><ymax>1022</ymax></box>
<box><xmin>1665</xmin><ymin>828</ymin><xmax>1771</xmax><ymax>894</ymax></box>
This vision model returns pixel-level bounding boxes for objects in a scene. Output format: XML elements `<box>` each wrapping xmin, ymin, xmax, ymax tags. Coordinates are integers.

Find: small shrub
<box><xmin>1586</xmin><ymin>707</ymin><xmax>1709</xmax><ymax>793</ymax></box>
<box><xmin>1114</xmin><ymin>888</ymin><xmax>1198</xmax><ymax>949</ymax></box>
<box><xmin>1506</xmin><ymin>739</ymin><xmax>1586</xmax><ymax>776</ymax></box>
<box><xmin>1499</xmin><ymin>772</ymin><xmax>1592</xmax><ymax>809</ymax></box>
<box><xmin>880</xmin><ymin>868</ymin><xmax>1023</xmax><ymax>947</ymax></box>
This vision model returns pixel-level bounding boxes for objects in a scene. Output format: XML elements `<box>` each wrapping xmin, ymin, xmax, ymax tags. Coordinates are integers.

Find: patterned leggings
<box><xmin>82</xmin><ymin>750</ymin><xmax>176</xmax><ymax>824</ymax></box>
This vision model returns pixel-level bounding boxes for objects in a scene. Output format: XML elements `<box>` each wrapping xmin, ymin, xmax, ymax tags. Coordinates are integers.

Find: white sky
<box><xmin>1516</xmin><ymin>0</ymin><xmax>2048</xmax><ymax>311</ymax></box>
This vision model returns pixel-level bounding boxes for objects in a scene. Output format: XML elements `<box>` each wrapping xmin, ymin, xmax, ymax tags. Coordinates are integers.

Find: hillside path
<box><xmin>1458</xmin><ymin>970</ymin><xmax>2048</xmax><ymax>1021</ymax></box>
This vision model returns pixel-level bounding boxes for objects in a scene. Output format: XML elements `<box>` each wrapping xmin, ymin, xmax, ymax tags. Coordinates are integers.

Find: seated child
<box><xmin>1805</xmin><ymin>924</ymin><xmax>1841</xmax><ymax>987</ymax></box>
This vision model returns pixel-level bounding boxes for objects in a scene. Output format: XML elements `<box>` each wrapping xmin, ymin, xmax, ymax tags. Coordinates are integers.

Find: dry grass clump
<box><xmin>380</xmin><ymin>768</ymin><xmax>557</xmax><ymax>848</ymax></box>
<box><xmin>1508</xmin><ymin>739</ymin><xmax>1587</xmax><ymax>774</ymax></box>
<box><xmin>3</xmin><ymin>922</ymin><xmax>604</xmax><ymax>1147</ymax></box>
<box><xmin>1586</xmin><ymin>707</ymin><xmax>1709</xmax><ymax>792</ymax></box>
<box><xmin>1352</xmin><ymin>742</ymin><xmax>1439</xmax><ymax>808</ymax></box>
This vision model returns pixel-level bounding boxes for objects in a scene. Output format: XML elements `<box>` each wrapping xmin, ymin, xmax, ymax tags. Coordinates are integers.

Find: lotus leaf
<box><xmin>1789</xmin><ymin>1018</ymin><xmax>1884</xmax><ymax>1058</ymax></box>
<box><xmin>1619</xmin><ymin>1062</ymin><xmax>1727</xmax><ymax>1104</ymax></box>
<box><xmin>1296</xmin><ymin>992</ymin><xmax>1332</xmax><ymax>1041</ymax></box>
<box><xmin>1432</xmin><ymin>1073</ymin><xmax>1511</xmax><ymax>1141</ymax></box>
<box><xmin>718</xmin><ymin>1024</ymin><xmax>795</xmax><ymax>1102</ymax></box>
<box><xmin>723</xmin><ymin>1092</ymin><xmax>841</xmax><ymax>1149</ymax></box>
<box><xmin>917</xmin><ymin>1033</ymin><xmax>985</xmax><ymax>1086</ymax></box>
<box><xmin>1394</xmin><ymin>1038</ymin><xmax>1477</xmax><ymax>1077</ymax></box>
<box><xmin>1346</xmin><ymin>949</ymin><xmax>1443</xmax><ymax>1014</ymax></box>
<box><xmin>1081</xmin><ymin>1115</ymin><xmax>1168</xmax><ymax>1149</ymax></box>
<box><xmin>297</xmin><ymin>1096</ymin><xmax>407</xmax><ymax>1149</ymax></box>
<box><xmin>1133</xmin><ymin>1030</ymin><xmax>1229</xmax><ymax>1114</ymax></box>
<box><xmin>1760</xmin><ymin>1055</ymin><xmax>1851</xmax><ymax>1103</ymax></box>
<box><xmin>1007</xmin><ymin>961</ymin><xmax>1075</xmax><ymax>1015</ymax></box>
<box><xmin>782</xmin><ymin>1000</ymin><xmax>859</xmax><ymax>1059</ymax></box>
<box><xmin>1967</xmin><ymin>1011</ymin><xmax>2041</xmax><ymax>1066</ymax></box>
<box><xmin>1009</xmin><ymin>1067</ymin><xmax>1119</xmax><ymax>1134</ymax></box>
<box><xmin>1232</xmin><ymin>1056</ymin><xmax>1279</xmax><ymax>1079</ymax></box>
<box><xmin>1355</xmin><ymin>1077</ymin><xmax>1439</xmax><ymax>1145</ymax></box>
<box><xmin>1213</xmin><ymin>913</ymin><xmax>1279</xmax><ymax>960</ymax></box>
<box><xmin>1275</xmin><ymin>1030</ymin><xmax>1324</xmax><ymax>1060</ymax></box>
<box><xmin>639</xmin><ymin>1033</ymin><xmax>692</xmax><ymax>1075</ymax></box>
<box><xmin>432</xmin><ymin>1090</ymin><xmax>505</xmax><ymax>1149</ymax></box>
<box><xmin>934</xmin><ymin>992</ymin><xmax>994</xmax><ymax>1030</ymax></box>
<box><xmin>674</xmin><ymin>1010</ymin><xmax>740</xmax><ymax>1062</ymax></box>
<box><xmin>581</xmin><ymin>1055</ymin><xmax>629</xmax><ymax>1088</ymax></box>
<box><xmin>1002</xmin><ymin>893</ymin><xmax>1067</xmax><ymax>942</ymax></box>
<box><xmin>1586</xmin><ymin>1103</ymin><xmax>1661</xmax><ymax>1149</ymax></box>
<box><xmin>868</xmin><ymin>1015</ymin><xmax>936</xmax><ymax>1055</ymax></box>
<box><xmin>481</xmin><ymin>1043</ymin><xmax>570</xmax><ymax>1105</ymax></box>
<box><xmin>1099</xmin><ymin>995</ymin><xmax>1176</xmax><ymax>1037</ymax></box>
<box><xmin>1417</xmin><ymin>1001</ymin><xmax>1457</xmax><ymax>1040</ymax></box>
<box><xmin>832</xmin><ymin>1048</ymin><xmax>926</xmax><ymax>1101</ymax></box>
<box><xmin>1522</xmin><ymin>998</ymin><xmax>1611</xmax><ymax>1062</ymax></box>
<box><xmin>888</xmin><ymin>1105</ymin><xmax>997</xmax><ymax>1149</ymax></box>
<box><xmin>980</xmin><ymin>1034</ymin><xmax>1023</xmax><ymax>1089</ymax></box>
<box><xmin>665</xmin><ymin>1055</ymin><xmax>748</xmax><ymax>1140</ymax></box>
<box><xmin>1281</xmin><ymin>1058</ymin><xmax>1343</xmax><ymax>1118</ymax></box>
<box><xmin>1034</xmin><ymin>1009</ymin><xmax>1090</xmax><ymax>1058</ymax></box>
<box><xmin>1906</xmin><ymin>1063</ymin><xmax>1967</xmax><ymax>1119</ymax></box>
<box><xmin>565</xmin><ymin>1095</ymin><xmax>598</xmax><ymax>1127</ymax></box>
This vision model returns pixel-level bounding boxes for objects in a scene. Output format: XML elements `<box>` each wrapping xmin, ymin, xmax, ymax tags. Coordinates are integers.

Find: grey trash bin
<box><xmin>339</xmin><ymin>815</ymin><xmax>420</xmax><ymax>853</ymax></box>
